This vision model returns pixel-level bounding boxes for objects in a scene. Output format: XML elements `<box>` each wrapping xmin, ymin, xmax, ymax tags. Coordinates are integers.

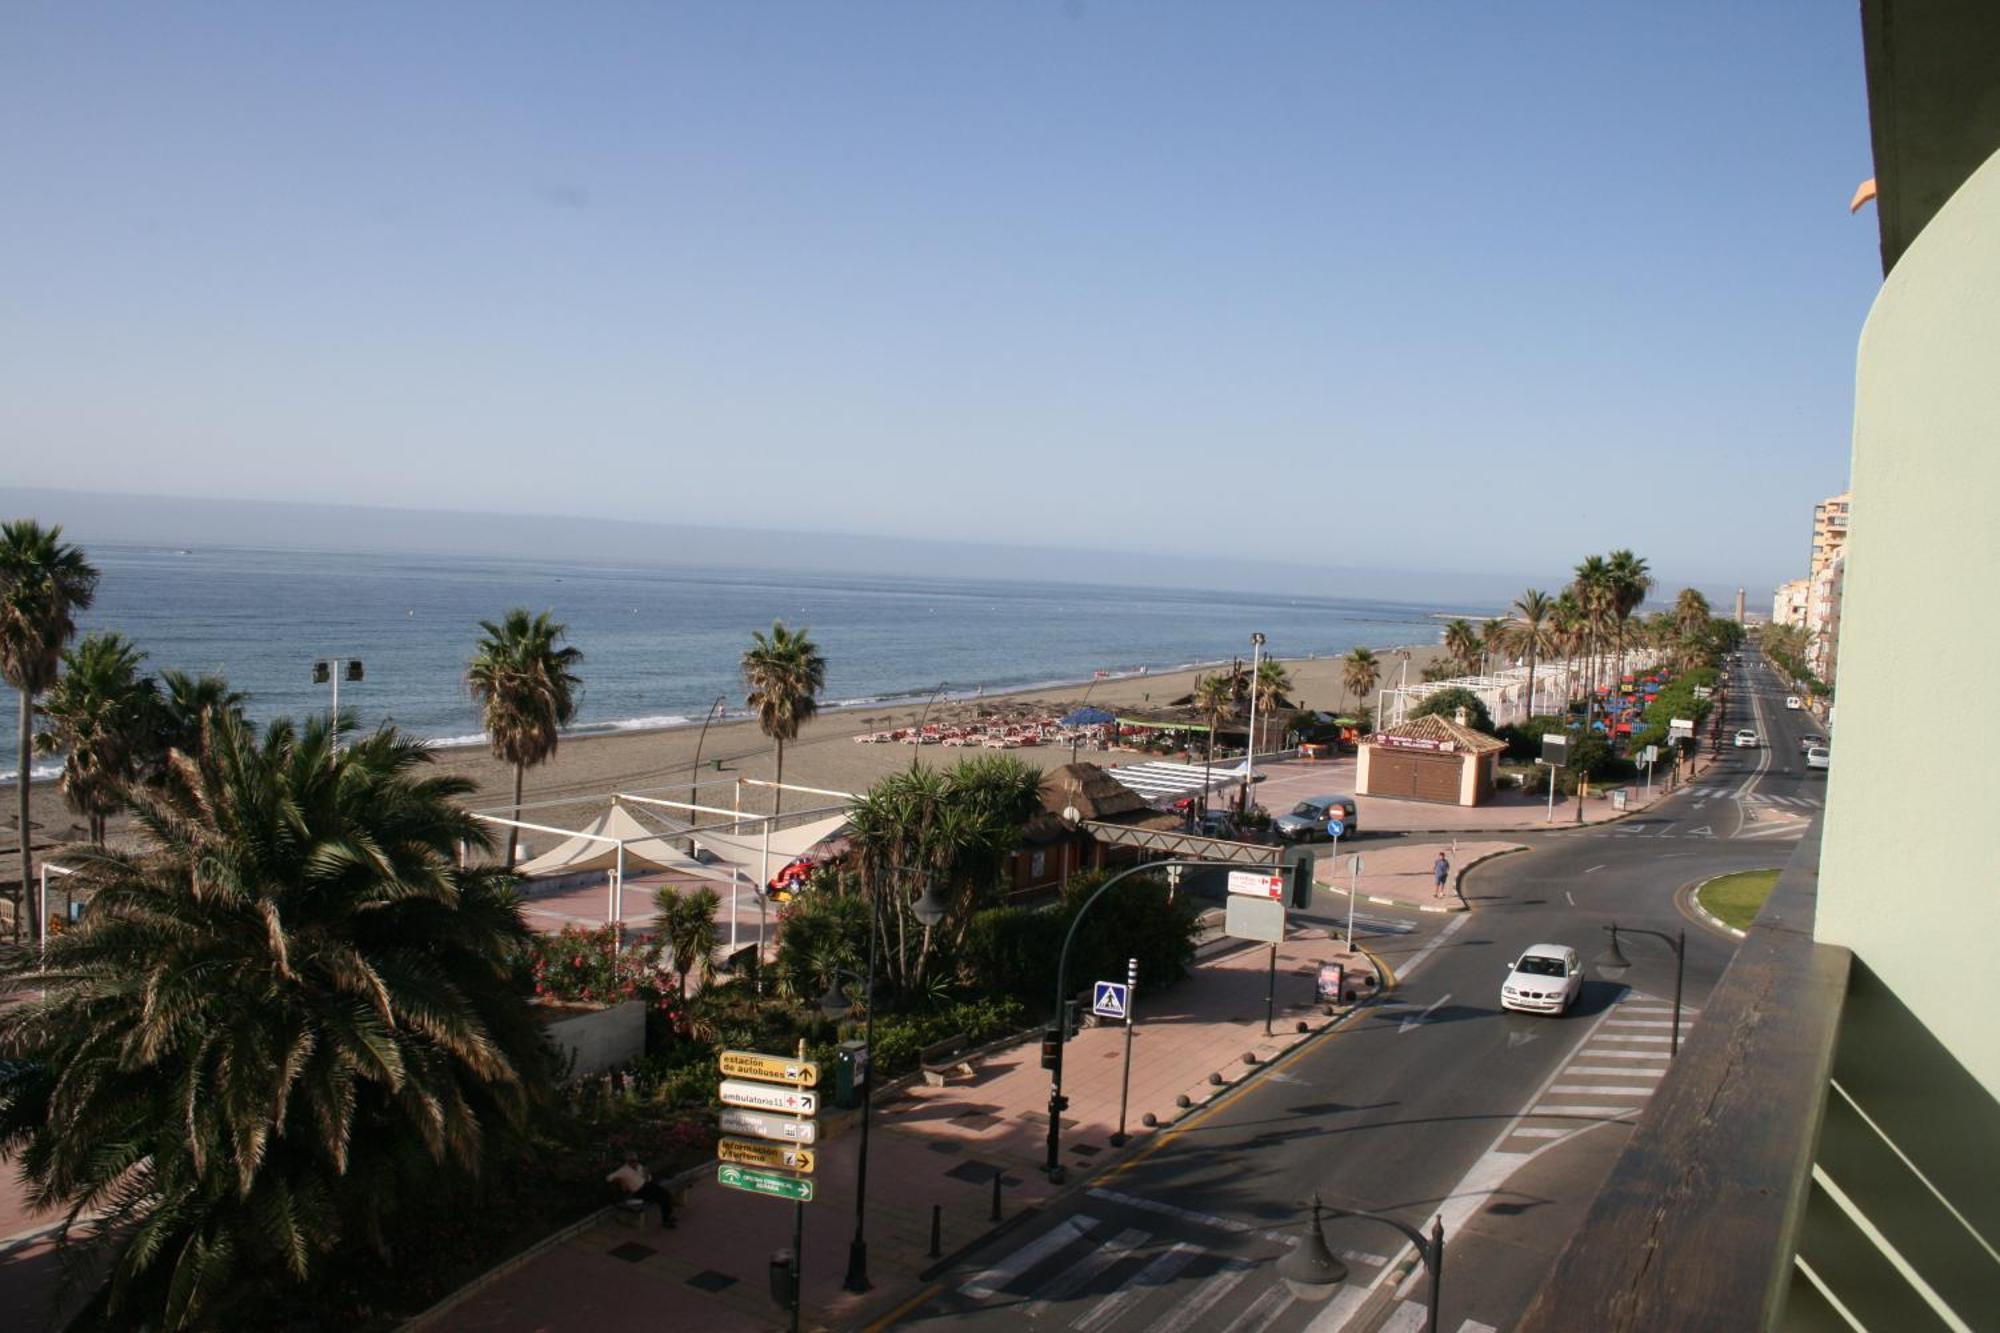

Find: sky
<box><xmin>2</xmin><ymin>2</ymin><xmax>1879</xmax><ymax>601</ymax></box>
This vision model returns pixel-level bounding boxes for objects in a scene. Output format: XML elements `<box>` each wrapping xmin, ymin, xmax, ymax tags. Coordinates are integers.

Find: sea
<box><xmin>4</xmin><ymin>543</ymin><xmax>1460</xmax><ymax>779</ymax></box>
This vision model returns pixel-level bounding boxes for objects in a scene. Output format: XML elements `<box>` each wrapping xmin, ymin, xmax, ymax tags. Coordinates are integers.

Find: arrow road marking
<box><xmin>1508</xmin><ymin>1029</ymin><xmax>1539</xmax><ymax>1049</ymax></box>
<box><xmin>1584</xmin><ymin>864</ymin><xmax>1605</xmax><ymax>874</ymax></box>
<box><xmin>1400</xmin><ymin>994</ymin><xmax>1451</xmax><ymax>1033</ymax></box>
<box><xmin>1565</xmin><ymin>891</ymin><xmax>1575</xmax><ymax>906</ymax></box>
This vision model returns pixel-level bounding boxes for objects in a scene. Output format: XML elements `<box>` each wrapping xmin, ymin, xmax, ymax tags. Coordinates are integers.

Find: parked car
<box><xmin>1799</xmin><ymin>734</ymin><xmax>1828</xmax><ymax>753</ymax></box>
<box><xmin>1806</xmin><ymin>745</ymin><xmax>1831</xmax><ymax>770</ymax></box>
<box><xmin>1733</xmin><ymin>729</ymin><xmax>1760</xmax><ymax>748</ymax></box>
<box><xmin>1501</xmin><ymin>944</ymin><xmax>1582</xmax><ymax>1015</ymax></box>
<box><xmin>1785</xmin><ymin>695</ymin><xmax>1803</xmax><ymax>710</ymax></box>
<box><xmin>1272</xmin><ymin>795</ymin><xmax>1359</xmax><ymax>842</ymax></box>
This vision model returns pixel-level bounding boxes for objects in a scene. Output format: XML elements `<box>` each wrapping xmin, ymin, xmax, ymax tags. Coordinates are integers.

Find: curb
<box><xmin>1686</xmin><ymin>872</ymin><xmax>1756</xmax><ymax>940</ymax></box>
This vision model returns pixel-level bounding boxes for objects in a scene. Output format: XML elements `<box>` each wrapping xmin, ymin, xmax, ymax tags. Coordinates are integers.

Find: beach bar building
<box><xmin>1356</xmin><ymin>712</ymin><xmax>1506</xmax><ymax>807</ymax></box>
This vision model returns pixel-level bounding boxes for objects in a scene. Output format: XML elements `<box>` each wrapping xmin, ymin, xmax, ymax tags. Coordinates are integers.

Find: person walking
<box><xmin>1432</xmin><ymin>851</ymin><xmax>1451</xmax><ymax>900</ymax></box>
<box><xmin>608</xmin><ymin>1154</ymin><xmax>678</xmax><ymax>1228</ymax></box>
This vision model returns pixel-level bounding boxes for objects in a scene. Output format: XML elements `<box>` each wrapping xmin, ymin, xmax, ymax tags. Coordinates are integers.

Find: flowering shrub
<box><xmin>525</xmin><ymin>924</ymin><xmax>672</xmax><ymax>1010</ymax></box>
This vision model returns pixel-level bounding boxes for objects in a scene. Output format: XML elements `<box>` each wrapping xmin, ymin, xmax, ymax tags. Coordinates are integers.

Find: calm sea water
<box><xmin>6</xmin><ymin>544</ymin><xmax>1457</xmax><ymax>778</ymax></box>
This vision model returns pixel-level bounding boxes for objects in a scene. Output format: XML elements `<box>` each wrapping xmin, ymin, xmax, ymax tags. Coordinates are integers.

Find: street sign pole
<box><xmin>1265</xmin><ymin>943</ymin><xmax>1278</xmax><ymax>1037</ymax></box>
<box><xmin>1112</xmin><ymin>958</ymin><xmax>1138</xmax><ymax>1146</ymax></box>
<box><xmin>1346</xmin><ymin>854</ymin><xmax>1362</xmax><ymax>949</ymax></box>
<box><xmin>791</xmin><ymin>1198</ymin><xmax>804</xmax><ymax>1333</ymax></box>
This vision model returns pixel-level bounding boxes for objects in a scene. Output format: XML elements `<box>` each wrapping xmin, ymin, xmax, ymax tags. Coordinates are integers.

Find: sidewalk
<box><xmin>1306</xmin><ymin>838</ymin><xmax>1522</xmax><ymax>913</ymax></box>
<box><xmin>417</xmin><ymin>850</ymin><xmax>1472</xmax><ymax>1332</ymax></box>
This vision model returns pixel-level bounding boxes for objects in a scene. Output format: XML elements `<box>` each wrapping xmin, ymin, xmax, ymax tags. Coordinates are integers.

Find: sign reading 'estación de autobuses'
<box><xmin>719</xmin><ymin>1050</ymin><xmax>820</xmax><ymax>1087</ymax></box>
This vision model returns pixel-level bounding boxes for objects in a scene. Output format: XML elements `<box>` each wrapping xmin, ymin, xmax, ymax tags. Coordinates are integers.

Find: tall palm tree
<box><xmin>153</xmin><ymin>668</ymin><xmax>247</xmax><ymax>763</ymax></box>
<box><xmin>1442</xmin><ymin>619</ymin><xmax>1482</xmax><ymax>676</ymax></box>
<box><xmin>741</xmin><ymin>621</ymin><xmax>826</xmax><ymax>815</ymax></box>
<box><xmin>1341</xmin><ymin>647</ymin><xmax>1381</xmax><ymax>712</ymax></box>
<box><xmin>0</xmin><ymin>519</ymin><xmax>100</xmax><ymax>944</ymax></box>
<box><xmin>1192</xmin><ymin>672</ymin><xmax>1235</xmax><ymax>813</ymax></box>
<box><xmin>1480</xmin><ymin>618</ymin><xmax>1507</xmax><ymax>675</ymax></box>
<box><xmin>468</xmin><ymin>609</ymin><xmax>584</xmax><ymax>868</ymax></box>
<box><xmin>1253</xmin><ymin>658</ymin><xmax>1292</xmax><ymax>718</ymax></box>
<box><xmin>1509</xmin><ymin>590</ymin><xmax>1555</xmax><ymax>719</ymax></box>
<box><xmin>656</xmin><ymin>885</ymin><xmax>721</xmax><ymax>998</ymax></box>
<box><xmin>34</xmin><ymin>632</ymin><xmax>156</xmax><ymax>847</ymax></box>
<box><xmin>1605</xmin><ymin>549</ymin><xmax>1654</xmax><ymax>673</ymax></box>
<box><xmin>1670</xmin><ymin>588</ymin><xmax>1712</xmax><ymax>667</ymax></box>
<box><xmin>1570</xmin><ymin>556</ymin><xmax>1615</xmax><ymax>721</ymax></box>
<box><xmin>0</xmin><ymin>712</ymin><xmax>551</xmax><ymax>1330</ymax></box>
<box><xmin>1550</xmin><ymin>590</ymin><xmax>1585</xmax><ymax>714</ymax></box>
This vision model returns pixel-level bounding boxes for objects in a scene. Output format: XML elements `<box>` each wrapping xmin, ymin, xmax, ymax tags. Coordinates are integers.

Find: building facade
<box><xmin>1772</xmin><ymin>576</ymin><xmax>1810</xmax><ymax>628</ymax></box>
<box><xmin>1810</xmin><ymin>490</ymin><xmax>1852</xmax><ymax>576</ymax></box>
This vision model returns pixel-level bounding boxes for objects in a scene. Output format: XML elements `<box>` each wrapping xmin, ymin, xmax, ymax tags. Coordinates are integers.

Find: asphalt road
<box><xmin>886</xmin><ymin>653</ymin><xmax>1822</xmax><ymax>1333</ymax></box>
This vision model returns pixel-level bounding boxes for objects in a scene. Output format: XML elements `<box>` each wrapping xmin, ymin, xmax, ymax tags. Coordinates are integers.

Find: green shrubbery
<box><xmin>1409</xmin><ymin>687</ymin><xmax>1494</xmax><ymax>734</ymax></box>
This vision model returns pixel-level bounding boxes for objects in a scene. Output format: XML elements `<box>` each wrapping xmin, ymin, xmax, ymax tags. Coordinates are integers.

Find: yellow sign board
<box><xmin>719</xmin><ymin>1049</ymin><xmax>820</xmax><ymax>1087</ymax></box>
<box><xmin>718</xmin><ymin>1136</ymin><xmax>816</xmax><ymax>1175</ymax></box>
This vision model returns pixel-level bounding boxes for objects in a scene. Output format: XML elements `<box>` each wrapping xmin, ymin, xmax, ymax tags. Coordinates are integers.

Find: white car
<box><xmin>1734</xmin><ymin>729</ymin><xmax>1760</xmax><ymax>748</ymax></box>
<box><xmin>1806</xmin><ymin>745</ymin><xmax>1830</xmax><ymax>770</ymax></box>
<box><xmin>1785</xmin><ymin>695</ymin><xmax>1802</xmax><ymax>710</ymax></box>
<box><xmin>1502</xmin><ymin>945</ymin><xmax>1581</xmax><ymax>1015</ymax></box>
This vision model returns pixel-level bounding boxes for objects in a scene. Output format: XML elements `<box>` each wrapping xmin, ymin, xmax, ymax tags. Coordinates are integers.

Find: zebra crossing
<box><xmin>1497</xmin><ymin>991</ymin><xmax>1696</xmax><ymax>1152</ymax></box>
<box><xmin>949</xmin><ymin>1189</ymin><xmax>1499</xmax><ymax>1333</ymax></box>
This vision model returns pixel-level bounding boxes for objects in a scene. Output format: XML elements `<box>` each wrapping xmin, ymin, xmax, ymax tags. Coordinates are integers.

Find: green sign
<box><xmin>717</xmin><ymin>1163</ymin><xmax>815</xmax><ymax>1203</ymax></box>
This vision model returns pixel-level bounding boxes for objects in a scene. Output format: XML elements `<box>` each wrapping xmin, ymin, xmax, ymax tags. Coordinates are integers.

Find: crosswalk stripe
<box><xmin>1549</xmin><ymin>1084</ymin><xmax>1654</xmax><ymax>1096</ymax></box>
<box><xmin>1144</xmin><ymin>1257</ymin><xmax>1256</xmax><ymax>1333</ymax></box>
<box><xmin>1533</xmin><ymin>1104</ymin><xmax>1640</xmax><ymax>1117</ymax></box>
<box><xmin>1021</xmin><ymin>1227</ymin><xmax>1151</xmax><ymax>1319</ymax></box>
<box><xmin>1582</xmin><ymin>1049</ymin><xmax>1671</xmax><ymax>1060</ymax></box>
<box><xmin>1605</xmin><ymin>1019</ymin><xmax>1677</xmax><ymax>1027</ymax></box>
<box><xmin>1071</xmin><ymin>1242</ymin><xmax>1201</xmax><ymax>1332</ymax></box>
<box><xmin>1511</xmin><ymin>1127</ymin><xmax>1567</xmax><ymax>1139</ymax></box>
<box><xmin>1595</xmin><ymin>1034</ymin><xmax>1672</xmax><ymax>1043</ymax></box>
<box><xmin>1380</xmin><ymin>1299</ymin><xmax>1429</xmax><ymax>1333</ymax></box>
<box><xmin>1458</xmin><ymin>1320</ymin><xmax>1501</xmax><ymax>1333</ymax></box>
<box><xmin>1083</xmin><ymin>1187</ymin><xmax>1388</xmax><ymax>1264</ymax></box>
<box><xmin>1218</xmin><ymin>1282</ymin><xmax>1293</xmax><ymax>1333</ymax></box>
<box><xmin>962</xmin><ymin>1215</ymin><xmax>1099</xmax><ymax>1299</ymax></box>
<box><xmin>1569</xmin><ymin>1065</ymin><xmax>1664</xmax><ymax>1076</ymax></box>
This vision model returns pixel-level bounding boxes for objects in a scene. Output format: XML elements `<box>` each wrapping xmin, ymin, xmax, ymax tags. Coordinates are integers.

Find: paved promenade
<box><xmin>417</xmin><ymin>848</ymin><xmax>1499</xmax><ymax>1333</ymax></box>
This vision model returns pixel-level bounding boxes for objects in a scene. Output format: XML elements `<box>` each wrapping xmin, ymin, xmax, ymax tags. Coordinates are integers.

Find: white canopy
<box><xmin>691</xmin><ymin>813</ymin><xmax>850</xmax><ymax>870</ymax></box>
<box><xmin>1105</xmin><ymin>761</ymin><xmax>1246</xmax><ymax>801</ymax></box>
<box><xmin>515</xmin><ymin>804</ymin><xmax>749</xmax><ymax>885</ymax></box>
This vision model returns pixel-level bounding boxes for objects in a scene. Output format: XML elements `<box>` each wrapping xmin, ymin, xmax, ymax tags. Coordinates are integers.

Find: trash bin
<box><xmin>768</xmin><ymin>1249</ymin><xmax>795</xmax><ymax>1308</ymax></box>
<box><xmin>834</xmin><ymin>1039</ymin><xmax>869</xmax><ymax>1110</ymax></box>
<box><xmin>1612</xmin><ymin>788</ymin><xmax>1629</xmax><ymax>812</ymax></box>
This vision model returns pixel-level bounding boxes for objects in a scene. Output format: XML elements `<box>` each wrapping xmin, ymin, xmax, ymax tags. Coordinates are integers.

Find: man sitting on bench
<box><xmin>608</xmin><ymin>1154</ymin><xmax>677</xmax><ymax>1229</ymax></box>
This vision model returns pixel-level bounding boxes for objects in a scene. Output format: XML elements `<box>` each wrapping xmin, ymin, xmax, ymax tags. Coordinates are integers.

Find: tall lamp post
<box><xmin>1068</xmin><ymin>673</ymin><xmax>1105</xmax><ymax>765</ymax></box>
<box><xmin>910</xmin><ymin>681</ymin><xmax>949</xmax><ymax>766</ymax></box>
<box><xmin>818</xmin><ymin>870</ymin><xmax>948</xmax><ymax>1292</ymax></box>
<box><xmin>1044</xmin><ymin>856</ymin><xmax>1217</xmax><ymax>1182</ymax></box>
<box><xmin>1594</xmin><ymin>922</ymin><xmax>1687</xmax><ymax>1055</ymax></box>
<box><xmin>1277</xmin><ymin>1194</ymin><xmax>1446</xmax><ymax>1333</ymax></box>
<box><xmin>1243</xmin><ymin>633</ymin><xmax>1265</xmax><ymax>815</ymax></box>
<box><xmin>687</xmin><ymin>695</ymin><xmax>728</xmax><ymax>853</ymax></box>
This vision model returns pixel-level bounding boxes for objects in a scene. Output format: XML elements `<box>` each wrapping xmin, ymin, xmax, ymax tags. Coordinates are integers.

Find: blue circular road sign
<box><xmin>1325</xmin><ymin>819</ymin><xmax>1346</xmax><ymax>838</ymax></box>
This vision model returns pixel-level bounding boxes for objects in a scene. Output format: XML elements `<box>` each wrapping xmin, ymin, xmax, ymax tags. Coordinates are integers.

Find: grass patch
<box><xmin>1697</xmin><ymin>869</ymin><xmax>1781</xmax><ymax>931</ymax></box>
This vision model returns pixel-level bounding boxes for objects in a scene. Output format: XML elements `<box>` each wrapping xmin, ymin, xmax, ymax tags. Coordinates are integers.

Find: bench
<box><xmin>919</xmin><ymin>1033</ymin><xmax>977</xmax><ymax>1087</ymax></box>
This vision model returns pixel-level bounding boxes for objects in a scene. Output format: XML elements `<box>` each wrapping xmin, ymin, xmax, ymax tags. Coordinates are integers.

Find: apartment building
<box><xmin>1810</xmin><ymin>491</ymin><xmax>1852</xmax><ymax>576</ymax></box>
<box><xmin>1772</xmin><ymin>576</ymin><xmax>1810</xmax><ymax>629</ymax></box>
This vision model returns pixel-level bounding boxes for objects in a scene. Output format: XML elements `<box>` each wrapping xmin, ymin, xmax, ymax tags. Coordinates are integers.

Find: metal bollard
<box><xmin>929</xmin><ymin>1203</ymin><xmax>942</xmax><ymax>1258</ymax></box>
<box><xmin>991</xmin><ymin>1169</ymin><xmax>1003</xmax><ymax>1222</ymax></box>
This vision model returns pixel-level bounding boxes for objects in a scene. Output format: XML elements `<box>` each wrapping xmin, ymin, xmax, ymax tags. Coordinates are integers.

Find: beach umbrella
<box><xmin>1062</xmin><ymin>706</ymin><xmax>1117</xmax><ymax>727</ymax></box>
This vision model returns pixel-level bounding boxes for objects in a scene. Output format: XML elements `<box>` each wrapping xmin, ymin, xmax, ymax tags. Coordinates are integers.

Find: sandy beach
<box><xmin>2</xmin><ymin>642</ymin><xmax>1451</xmax><ymax>892</ymax></box>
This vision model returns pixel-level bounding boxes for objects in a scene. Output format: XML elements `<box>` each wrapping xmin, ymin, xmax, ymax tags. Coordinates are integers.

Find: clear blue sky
<box><xmin>2</xmin><ymin>2</ymin><xmax>1877</xmax><ymax>600</ymax></box>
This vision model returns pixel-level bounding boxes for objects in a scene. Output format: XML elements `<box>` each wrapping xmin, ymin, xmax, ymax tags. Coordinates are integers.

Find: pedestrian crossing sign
<box><xmin>1092</xmin><ymin>981</ymin><xmax>1129</xmax><ymax>1020</ymax></box>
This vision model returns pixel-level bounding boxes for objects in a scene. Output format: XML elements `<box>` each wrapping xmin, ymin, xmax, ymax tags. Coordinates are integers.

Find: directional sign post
<box><xmin>1226</xmin><ymin>869</ymin><xmax>1284</xmax><ymax>900</ymax></box>
<box><xmin>1224</xmin><ymin>894</ymin><xmax>1285</xmax><ymax>944</ymax></box>
<box><xmin>718</xmin><ymin>1163</ymin><xmax>816</xmax><ymax>1203</ymax></box>
<box><xmin>720</xmin><ymin>1050</ymin><xmax>819</xmax><ymax>1087</ymax></box>
<box><xmin>1112</xmin><ymin>958</ymin><xmax>1139</xmax><ymax>1146</ymax></box>
<box><xmin>720</xmin><ymin>1079</ymin><xmax>819</xmax><ymax>1115</ymax></box>
<box><xmin>719</xmin><ymin>1137</ymin><xmax>816</xmax><ymax>1174</ymax></box>
<box><xmin>1091</xmin><ymin>980</ymin><xmax>1129</xmax><ymax>1021</ymax></box>
<box><xmin>1325</xmin><ymin>818</ymin><xmax>1345</xmax><ymax>840</ymax></box>
<box><xmin>719</xmin><ymin>1107</ymin><xmax>820</xmax><ymax>1145</ymax></box>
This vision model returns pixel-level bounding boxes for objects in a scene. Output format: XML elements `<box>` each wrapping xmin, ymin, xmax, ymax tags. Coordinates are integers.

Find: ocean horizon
<box><xmin>3</xmin><ymin>542</ymin><xmax>1465</xmax><ymax>780</ymax></box>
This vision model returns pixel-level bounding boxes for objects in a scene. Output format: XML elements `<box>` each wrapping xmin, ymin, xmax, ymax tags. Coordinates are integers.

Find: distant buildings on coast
<box><xmin>1771</xmin><ymin>488</ymin><xmax>1850</xmax><ymax>682</ymax></box>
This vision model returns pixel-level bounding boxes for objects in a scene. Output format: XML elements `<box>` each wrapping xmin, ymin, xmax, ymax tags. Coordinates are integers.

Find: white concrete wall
<box><xmin>1816</xmin><ymin>146</ymin><xmax>2000</xmax><ymax>1099</ymax></box>
<box><xmin>543</xmin><ymin>1000</ymin><xmax>646</xmax><ymax>1080</ymax></box>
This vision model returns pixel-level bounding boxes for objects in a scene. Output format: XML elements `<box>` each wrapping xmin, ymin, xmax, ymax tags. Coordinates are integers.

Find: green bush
<box><xmin>1497</xmin><ymin>715</ymin><xmax>1570</xmax><ymax>762</ymax></box>
<box><xmin>1410</xmin><ymin>687</ymin><xmax>1494</xmax><ymax>733</ymax></box>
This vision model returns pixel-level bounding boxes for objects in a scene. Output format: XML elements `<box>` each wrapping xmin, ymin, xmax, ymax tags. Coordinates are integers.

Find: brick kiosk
<box><xmin>1356</xmin><ymin>712</ymin><xmax>1506</xmax><ymax>807</ymax></box>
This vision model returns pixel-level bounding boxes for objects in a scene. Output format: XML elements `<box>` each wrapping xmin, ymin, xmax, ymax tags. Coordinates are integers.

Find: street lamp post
<box><xmin>687</xmin><ymin>695</ymin><xmax>728</xmax><ymax>841</ymax></box>
<box><xmin>1069</xmin><ymin>674</ymin><xmax>1104</xmax><ymax>766</ymax></box>
<box><xmin>817</xmin><ymin>868</ymin><xmax>947</xmax><ymax>1293</ymax></box>
<box><xmin>910</xmin><ymin>681</ymin><xmax>949</xmax><ymax>766</ymax></box>
<box><xmin>1277</xmin><ymin>1194</ymin><xmax>1445</xmax><ymax>1333</ymax></box>
<box><xmin>1043</xmin><ymin>856</ymin><xmax>1220</xmax><ymax>1182</ymax></box>
<box><xmin>1244</xmin><ymin>633</ymin><xmax>1265</xmax><ymax>815</ymax></box>
<box><xmin>1594</xmin><ymin>922</ymin><xmax>1687</xmax><ymax>1055</ymax></box>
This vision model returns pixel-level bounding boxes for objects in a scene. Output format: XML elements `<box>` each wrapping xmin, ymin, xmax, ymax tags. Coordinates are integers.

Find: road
<box><xmin>886</xmin><ymin>652</ymin><xmax>1823</xmax><ymax>1333</ymax></box>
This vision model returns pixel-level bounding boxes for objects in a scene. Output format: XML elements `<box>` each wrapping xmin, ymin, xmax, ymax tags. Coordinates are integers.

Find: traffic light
<box><xmin>345</xmin><ymin>660</ymin><xmax>364</xmax><ymax>682</ymax></box>
<box><xmin>1288</xmin><ymin>852</ymin><xmax>1316</xmax><ymax>910</ymax></box>
<box><xmin>1039</xmin><ymin>1027</ymin><xmax>1061</xmax><ymax>1070</ymax></box>
<box><xmin>312</xmin><ymin>660</ymin><xmax>330</xmax><ymax>684</ymax></box>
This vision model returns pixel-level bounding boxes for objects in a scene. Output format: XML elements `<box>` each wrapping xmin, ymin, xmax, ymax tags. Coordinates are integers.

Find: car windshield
<box><xmin>1290</xmin><ymin>802</ymin><xmax>1326</xmax><ymax>817</ymax></box>
<box><xmin>1516</xmin><ymin>956</ymin><xmax>1567</xmax><ymax>977</ymax></box>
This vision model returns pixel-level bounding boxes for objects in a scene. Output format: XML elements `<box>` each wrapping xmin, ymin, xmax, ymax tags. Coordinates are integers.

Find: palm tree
<box><xmin>741</xmin><ymin>621</ymin><xmax>826</xmax><ymax>815</ymax></box>
<box><xmin>1606</xmin><ymin>549</ymin><xmax>1654</xmax><ymax>673</ymax></box>
<box><xmin>1550</xmin><ymin>591</ymin><xmax>1584</xmax><ymax>714</ymax></box>
<box><xmin>656</xmin><ymin>885</ymin><xmax>721</xmax><ymax>998</ymax></box>
<box><xmin>0</xmin><ymin>520</ymin><xmax>100</xmax><ymax>944</ymax></box>
<box><xmin>1341</xmin><ymin>648</ymin><xmax>1381</xmax><ymax>712</ymax></box>
<box><xmin>1253</xmin><ymin>658</ymin><xmax>1292</xmax><ymax>718</ymax></box>
<box><xmin>1509</xmin><ymin>590</ymin><xmax>1555</xmax><ymax>719</ymax></box>
<box><xmin>33</xmin><ymin>632</ymin><xmax>157</xmax><ymax>847</ymax></box>
<box><xmin>1442</xmin><ymin>619</ymin><xmax>1481</xmax><ymax>677</ymax></box>
<box><xmin>0</xmin><ymin>711</ymin><xmax>551</xmax><ymax>1329</ymax></box>
<box><xmin>153</xmin><ymin>668</ymin><xmax>247</xmax><ymax>763</ymax></box>
<box><xmin>1480</xmin><ymin>617</ymin><xmax>1507</xmax><ymax>675</ymax></box>
<box><xmin>1192</xmin><ymin>672</ymin><xmax>1235</xmax><ymax>812</ymax></box>
<box><xmin>468</xmin><ymin>609</ymin><xmax>584</xmax><ymax>868</ymax></box>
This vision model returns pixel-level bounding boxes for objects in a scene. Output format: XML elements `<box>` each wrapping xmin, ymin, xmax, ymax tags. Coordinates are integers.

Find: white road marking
<box><xmin>1400</xmin><ymin>994</ymin><xmax>1452</xmax><ymax>1033</ymax></box>
<box><xmin>1145</xmin><ymin>1257</ymin><xmax>1256</xmax><ymax>1333</ymax></box>
<box><xmin>1218</xmin><ymin>1282</ymin><xmax>1293</xmax><ymax>1333</ymax></box>
<box><xmin>1569</xmin><ymin>1065</ymin><xmax>1664</xmax><ymax>1076</ymax></box>
<box><xmin>1379</xmin><ymin>1300</ymin><xmax>1429</xmax><ymax>1333</ymax></box>
<box><xmin>1392</xmin><ymin>913</ymin><xmax>1470</xmax><ymax>985</ymax></box>
<box><xmin>1458</xmin><ymin>1321</ymin><xmax>1501</xmax><ymax>1333</ymax></box>
<box><xmin>1071</xmin><ymin>1241</ymin><xmax>1200</xmax><ymax>1332</ymax></box>
<box><xmin>1594</xmin><ymin>1034</ymin><xmax>1672</xmax><ymax>1043</ymax></box>
<box><xmin>1565</xmin><ymin>891</ymin><xmax>1576</xmax><ymax>906</ymax></box>
<box><xmin>1299</xmin><ymin>1280</ymin><xmax>1377</xmax><ymax>1331</ymax></box>
<box><xmin>1532</xmin><ymin>1104</ymin><xmax>1640</xmax><ymax>1117</ymax></box>
<box><xmin>1582</xmin><ymin>1049</ymin><xmax>1672</xmax><ymax>1060</ymax></box>
<box><xmin>1082</xmin><ymin>1187</ymin><xmax>1383</xmax><ymax>1256</ymax></box>
<box><xmin>1509</xmin><ymin>1127</ymin><xmax>1567</xmax><ymax>1139</ymax></box>
<box><xmin>1020</xmin><ymin>1227</ymin><xmax>1149</xmax><ymax>1318</ymax></box>
<box><xmin>1549</xmin><ymin>1084</ymin><xmax>1655</xmax><ymax>1096</ymax></box>
<box><xmin>1605</xmin><ymin>1019</ymin><xmax>1677</xmax><ymax>1028</ymax></box>
<box><xmin>1583</xmin><ymin>864</ymin><xmax>1605</xmax><ymax>874</ymax></box>
<box><xmin>962</xmin><ymin>1215</ymin><xmax>1099</xmax><ymax>1299</ymax></box>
